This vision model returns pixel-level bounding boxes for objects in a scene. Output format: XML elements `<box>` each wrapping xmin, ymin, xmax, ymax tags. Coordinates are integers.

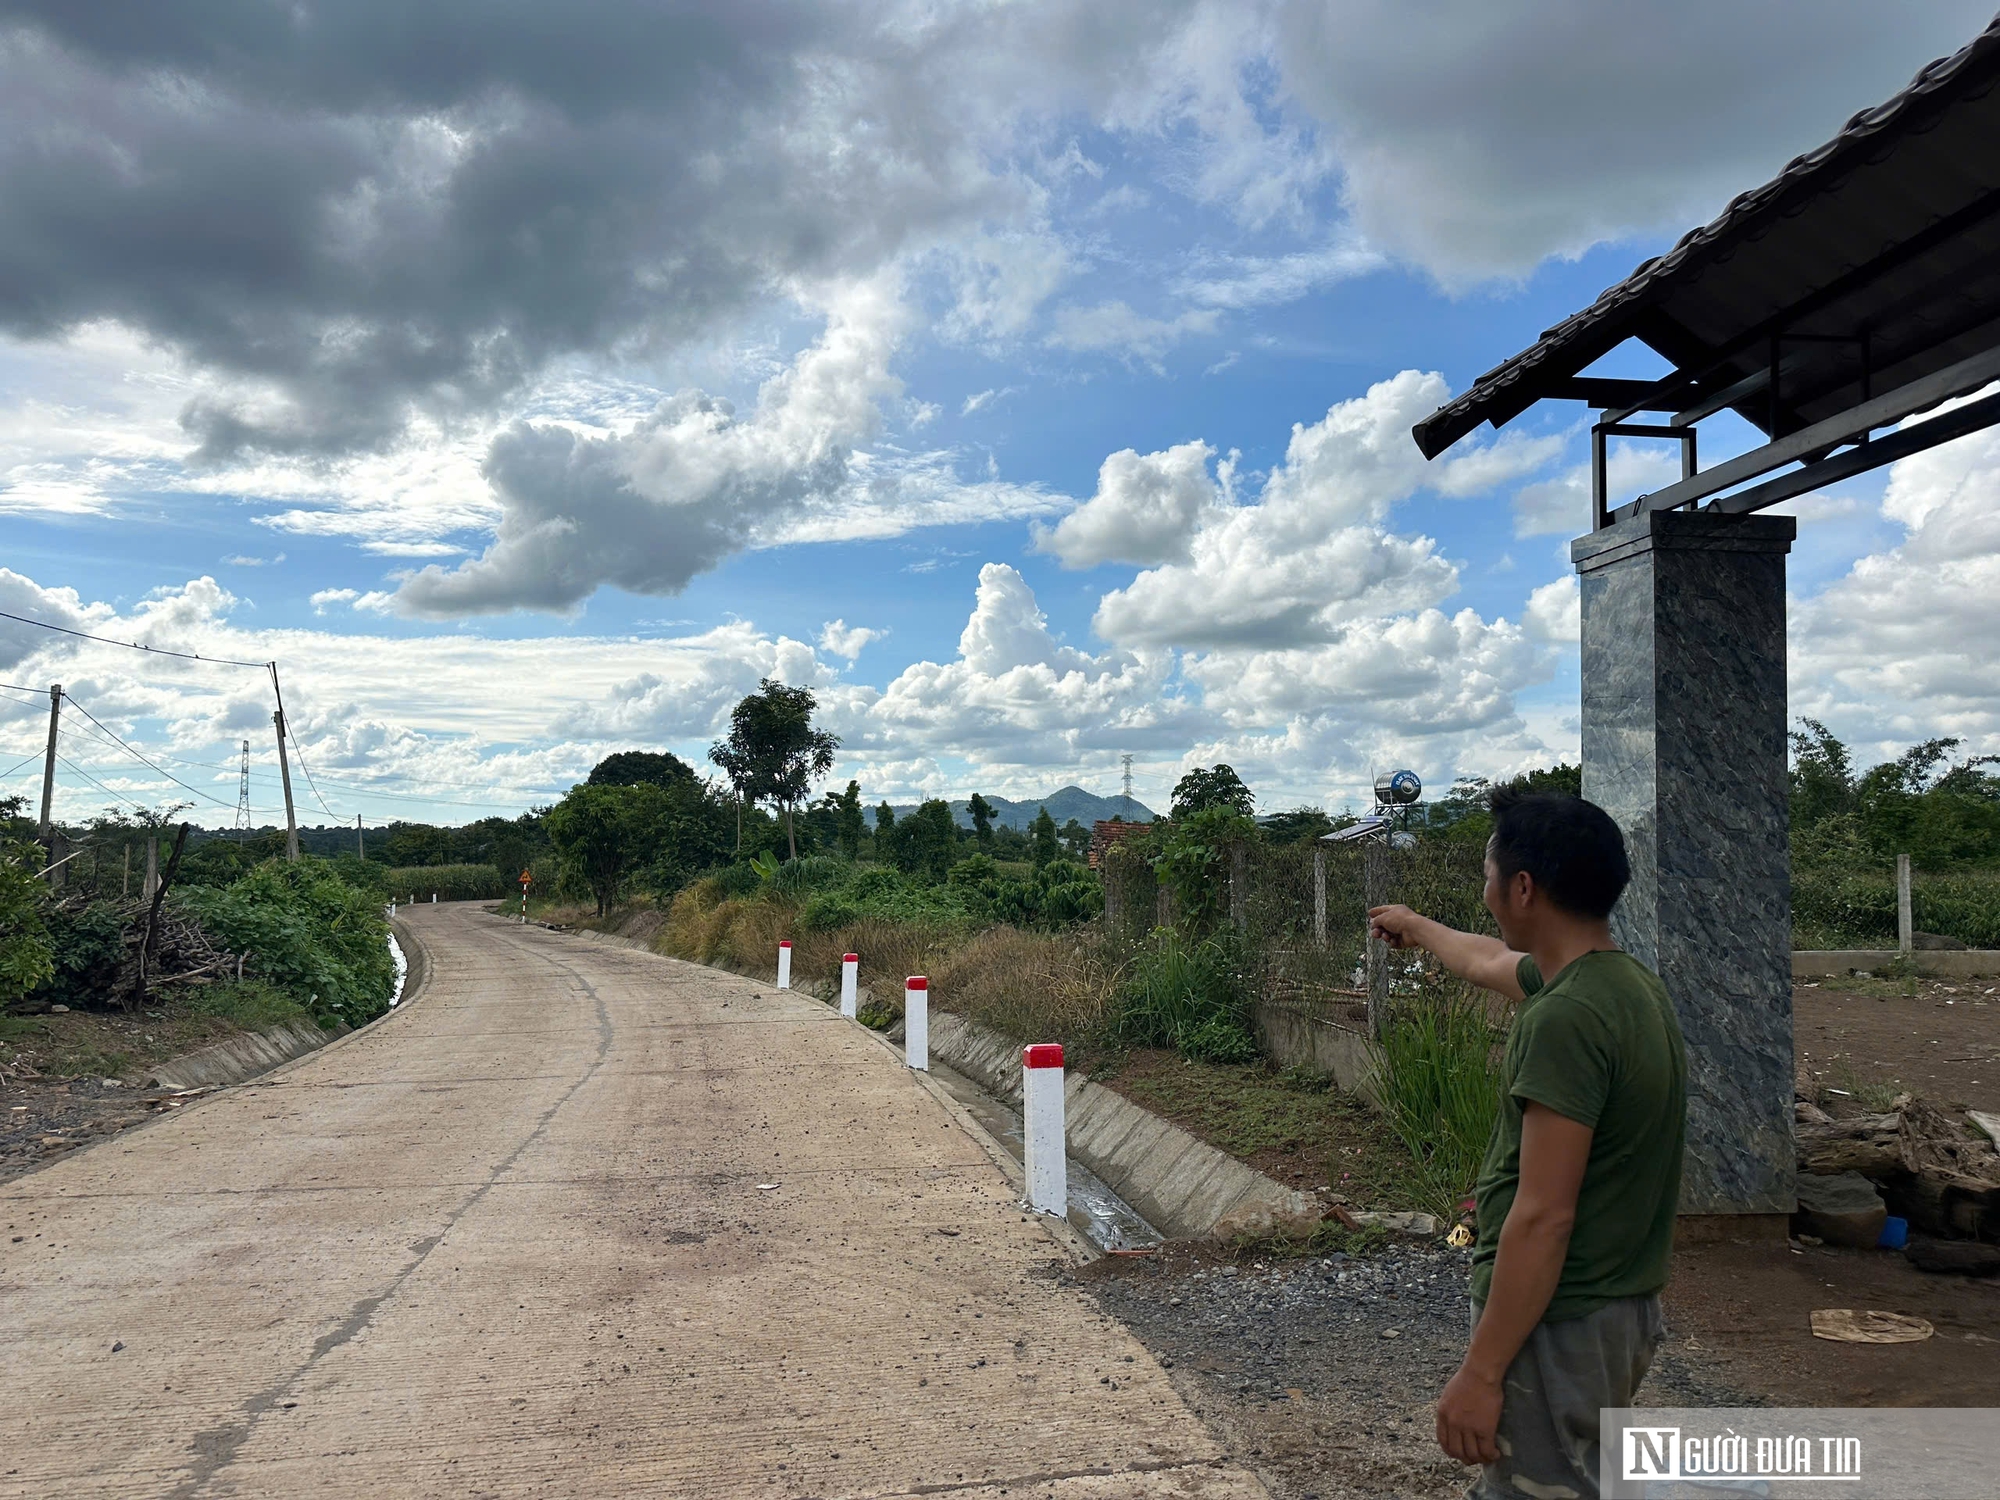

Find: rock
<box><xmin>50</xmin><ymin>1005</ymin><xmax>69</xmax><ymax>1014</ymax></box>
<box><xmin>1904</xmin><ymin>1237</ymin><xmax>2000</xmax><ymax>1277</ymax></box>
<box><xmin>1794</xmin><ymin>1171</ymin><xmax>1887</xmax><ymax>1249</ymax></box>
<box><xmin>1912</xmin><ymin>931</ymin><xmax>1968</xmax><ymax>951</ymax></box>
<box><xmin>1212</xmin><ymin>1192</ymin><xmax>1323</xmax><ymax>1241</ymax></box>
<box><xmin>1348</xmin><ymin>1210</ymin><xmax>1441</xmax><ymax>1238</ymax></box>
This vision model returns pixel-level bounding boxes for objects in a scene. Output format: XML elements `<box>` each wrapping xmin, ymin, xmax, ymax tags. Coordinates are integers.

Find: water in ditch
<box><xmin>926</xmin><ymin>1059</ymin><xmax>1164</xmax><ymax>1253</ymax></box>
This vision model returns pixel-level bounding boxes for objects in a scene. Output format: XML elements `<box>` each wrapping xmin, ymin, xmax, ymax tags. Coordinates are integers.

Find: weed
<box><xmin>1371</xmin><ymin>980</ymin><xmax>1504</xmax><ymax>1221</ymax></box>
<box><xmin>1116</xmin><ymin>928</ymin><xmax>1258</xmax><ymax>1063</ymax></box>
<box><xmin>1824</xmin><ymin>1058</ymin><xmax>1906</xmax><ymax>1113</ymax></box>
<box><xmin>191</xmin><ymin>979</ymin><xmax>309</xmax><ymax>1031</ymax></box>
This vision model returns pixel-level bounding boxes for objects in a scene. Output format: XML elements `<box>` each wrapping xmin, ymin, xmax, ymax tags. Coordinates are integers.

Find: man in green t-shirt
<box><xmin>1370</xmin><ymin>788</ymin><xmax>1686</xmax><ymax>1499</ymax></box>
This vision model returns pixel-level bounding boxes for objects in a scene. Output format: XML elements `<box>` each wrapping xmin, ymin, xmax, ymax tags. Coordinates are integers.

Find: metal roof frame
<box><xmin>1411</xmin><ymin>16</ymin><xmax>2000</xmax><ymax>532</ymax></box>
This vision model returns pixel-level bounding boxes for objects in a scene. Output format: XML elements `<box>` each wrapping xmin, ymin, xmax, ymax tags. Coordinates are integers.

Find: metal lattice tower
<box><xmin>1120</xmin><ymin>753</ymin><xmax>1134</xmax><ymax>804</ymax></box>
<box><xmin>234</xmin><ymin>739</ymin><xmax>252</xmax><ymax>841</ymax></box>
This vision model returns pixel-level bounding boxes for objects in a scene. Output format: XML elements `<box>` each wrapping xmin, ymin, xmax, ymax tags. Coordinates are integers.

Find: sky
<box><xmin>3</xmin><ymin>1</ymin><xmax>1999</xmax><ymax>832</ymax></box>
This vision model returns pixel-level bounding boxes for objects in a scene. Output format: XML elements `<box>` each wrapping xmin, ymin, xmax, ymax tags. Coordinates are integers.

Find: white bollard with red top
<box><xmin>1022</xmin><ymin>1044</ymin><xmax>1067</xmax><ymax>1217</ymax></box>
<box><xmin>904</xmin><ymin>977</ymin><xmax>929</xmax><ymax>1070</ymax></box>
<box><xmin>840</xmin><ymin>953</ymin><xmax>859</xmax><ymax>1018</ymax></box>
<box><xmin>776</xmin><ymin>940</ymin><xmax>792</xmax><ymax>990</ymax></box>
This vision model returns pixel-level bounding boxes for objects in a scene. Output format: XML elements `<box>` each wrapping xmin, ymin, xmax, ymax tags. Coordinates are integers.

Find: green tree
<box><xmin>1058</xmin><ymin>817</ymin><xmax>1090</xmax><ymax>860</ymax></box>
<box><xmin>544</xmin><ymin>784</ymin><xmax>649</xmax><ymax>916</ymax></box>
<box><xmin>874</xmin><ymin>801</ymin><xmax>896</xmax><ymax>837</ymax></box>
<box><xmin>968</xmin><ymin>793</ymin><xmax>997</xmax><ymax>849</ymax></box>
<box><xmin>588</xmin><ymin>750</ymin><xmax>697</xmax><ymax>790</ymax></box>
<box><xmin>0</xmin><ymin>818</ymin><xmax>53</xmax><ymax>1007</ymax></box>
<box><xmin>885</xmin><ymin>799</ymin><xmax>958</xmax><ymax>880</ymax></box>
<box><xmin>1260</xmin><ymin>806</ymin><xmax>1334</xmax><ymax>843</ymax></box>
<box><xmin>1170</xmin><ymin>764</ymin><xmax>1255</xmax><ymax>819</ymax></box>
<box><xmin>710</xmin><ymin>679</ymin><xmax>840</xmax><ymax>861</ymax></box>
<box><xmin>833</xmin><ymin>780</ymin><xmax>867</xmax><ymax>860</ymax></box>
<box><xmin>1028</xmin><ymin>806</ymin><xmax>1059</xmax><ymax>869</ymax></box>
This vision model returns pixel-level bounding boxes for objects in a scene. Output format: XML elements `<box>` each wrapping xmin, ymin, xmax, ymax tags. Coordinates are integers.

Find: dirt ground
<box><xmin>1795</xmin><ymin>973</ymin><xmax>2000</xmax><ymax>1112</ymax></box>
<box><xmin>0</xmin><ymin>995</ymin><xmax>297</xmax><ymax>1185</ymax></box>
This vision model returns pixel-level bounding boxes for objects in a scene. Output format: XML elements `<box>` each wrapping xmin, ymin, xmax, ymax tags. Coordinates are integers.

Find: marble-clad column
<box><xmin>1572</xmin><ymin>510</ymin><xmax>1797</xmax><ymax>1217</ymax></box>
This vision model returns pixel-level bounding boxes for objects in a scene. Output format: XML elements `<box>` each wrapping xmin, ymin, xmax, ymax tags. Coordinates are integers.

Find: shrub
<box><xmin>1371</xmin><ymin>980</ymin><xmax>1504</xmax><ymax>1221</ymax></box>
<box><xmin>1792</xmin><ymin>865</ymin><xmax>2000</xmax><ymax>948</ymax></box>
<box><xmin>764</xmin><ymin>855</ymin><xmax>847</xmax><ymax>901</ymax></box>
<box><xmin>177</xmin><ymin>861</ymin><xmax>395</xmax><ymax>1028</ymax></box>
<box><xmin>1116</xmin><ymin>928</ymin><xmax>1259</xmax><ymax>1063</ymax></box>
<box><xmin>33</xmin><ymin>900</ymin><xmax>126</xmax><ymax>1010</ymax></box>
<box><xmin>0</xmin><ymin>841</ymin><xmax>53</xmax><ymax>1008</ymax></box>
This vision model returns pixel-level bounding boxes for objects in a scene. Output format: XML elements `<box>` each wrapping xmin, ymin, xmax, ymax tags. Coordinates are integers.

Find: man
<box><xmin>1369</xmin><ymin>788</ymin><xmax>1686</xmax><ymax>1500</ymax></box>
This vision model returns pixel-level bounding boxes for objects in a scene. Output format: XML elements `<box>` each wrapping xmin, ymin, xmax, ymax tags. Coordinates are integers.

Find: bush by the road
<box><xmin>1792</xmin><ymin>865</ymin><xmax>2000</xmax><ymax>950</ymax></box>
<box><xmin>177</xmin><ymin>861</ymin><xmax>395</xmax><ymax>1028</ymax></box>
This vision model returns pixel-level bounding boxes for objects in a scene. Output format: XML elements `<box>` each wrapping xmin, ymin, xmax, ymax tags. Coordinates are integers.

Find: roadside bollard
<box><xmin>1022</xmin><ymin>1044</ymin><xmax>1067</xmax><ymax>1217</ymax></box>
<box><xmin>776</xmin><ymin>940</ymin><xmax>792</xmax><ymax>989</ymax></box>
<box><xmin>431</xmin><ymin>893</ymin><xmax>437</xmax><ymax>904</ymax></box>
<box><xmin>840</xmin><ymin>953</ymin><xmax>858</xmax><ymax>1018</ymax></box>
<box><xmin>905</xmin><ymin>977</ymin><xmax>929</xmax><ymax>1070</ymax></box>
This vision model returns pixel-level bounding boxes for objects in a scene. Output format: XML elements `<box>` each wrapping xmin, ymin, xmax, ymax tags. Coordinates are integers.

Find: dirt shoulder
<box><xmin>1087</xmin><ymin>1049</ymin><xmax>1421</xmax><ymax>1208</ymax></box>
<box><xmin>1</xmin><ymin>986</ymin><xmax>315</xmax><ymax>1186</ymax></box>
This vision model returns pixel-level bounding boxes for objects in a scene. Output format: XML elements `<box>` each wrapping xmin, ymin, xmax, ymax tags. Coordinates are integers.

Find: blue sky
<box><xmin>2</xmin><ymin>2</ymin><xmax>1995</xmax><ymax>830</ymax></box>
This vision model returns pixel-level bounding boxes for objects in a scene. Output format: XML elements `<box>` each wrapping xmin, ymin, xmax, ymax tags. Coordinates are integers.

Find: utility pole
<box><xmin>273</xmin><ymin>709</ymin><xmax>300</xmax><ymax>862</ymax></box>
<box><xmin>37</xmin><ymin>683</ymin><xmax>62</xmax><ymax>835</ymax></box>
<box><xmin>356</xmin><ymin>813</ymin><xmax>365</xmax><ymax>860</ymax></box>
<box><xmin>234</xmin><ymin>739</ymin><xmax>252</xmax><ymax>842</ymax></box>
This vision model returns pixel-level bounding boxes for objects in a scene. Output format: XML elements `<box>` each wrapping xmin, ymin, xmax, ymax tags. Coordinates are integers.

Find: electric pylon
<box><xmin>235</xmin><ymin>739</ymin><xmax>252</xmax><ymax>841</ymax></box>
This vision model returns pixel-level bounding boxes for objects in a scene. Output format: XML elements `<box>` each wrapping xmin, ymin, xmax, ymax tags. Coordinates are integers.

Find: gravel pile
<box><xmin>1079</xmin><ymin>1244</ymin><xmax>1477</xmax><ymax>1499</ymax></box>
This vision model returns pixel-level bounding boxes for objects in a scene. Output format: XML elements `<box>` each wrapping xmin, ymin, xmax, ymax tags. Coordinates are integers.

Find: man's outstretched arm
<box><xmin>1368</xmin><ymin>904</ymin><xmax>1528</xmax><ymax>1001</ymax></box>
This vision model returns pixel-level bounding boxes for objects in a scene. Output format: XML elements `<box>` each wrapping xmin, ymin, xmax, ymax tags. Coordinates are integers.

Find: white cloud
<box><xmin>1511</xmin><ymin>445</ymin><xmax>1683</xmax><ymax>538</ymax></box>
<box><xmin>1090</xmin><ymin>371</ymin><xmax>1460</xmax><ymax>648</ymax></box>
<box><xmin>819</xmin><ymin>620</ymin><xmax>883</xmax><ymax>660</ymax></box>
<box><xmin>1177</xmin><ymin>237</ymin><xmax>1388</xmax><ymax>310</ymax></box>
<box><xmin>1791</xmin><ymin>417</ymin><xmax>2000</xmax><ymax>755</ymax></box>
<box><xmin>309</xmin><ymin>589</ymin><xmax>359</xmax><ymax>614</ymax></box>
<box><xmin>1046</xmin><ymin>301</ymin><xmax>1220</xmax><ymax>365</ymax></box>
<box><xmin>1034</xmin><ymin>439</ymin><xmax>1226</xmax><ymax>569</ymax></box>
<box><xmin>1523</xmin><ymin>574</ymin><xmax>1580</xmax><ymax>643</ymax></box>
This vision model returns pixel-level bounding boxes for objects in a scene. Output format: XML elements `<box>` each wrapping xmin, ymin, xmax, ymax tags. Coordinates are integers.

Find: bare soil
<box><xmin>0</xmin><ymin>993</ymin><xmax>303</xmax><ymax>1185</ymax></box>
<box><xmin>1795</xmin><ymin>975</ymin><xmax>2000</xmax><ymax>1113</ymax></box>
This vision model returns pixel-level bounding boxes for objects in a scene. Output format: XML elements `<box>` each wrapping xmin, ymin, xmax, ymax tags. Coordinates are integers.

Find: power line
<box><xmin>0</xmin><ymin>750</ymin><xmax>45</xmax><ymax>780</ymax></box>
<box><xmin>53</xmin><ymin>751</ymin><xmax>151</xmax><ymax>813</ymax></box>
<box><xmin>0</xmin><ymin>609</ymin><xmax>270</xmax><ymax>668</ymax></box>
<box><xmin>58</xmin><ymin>697</ymin><xmax>239</xmax><ymax>811</ymax></box>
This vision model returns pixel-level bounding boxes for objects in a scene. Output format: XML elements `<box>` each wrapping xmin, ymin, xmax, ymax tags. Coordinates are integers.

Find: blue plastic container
<box><xmin>1878</xmin><ymin>1215</ymin><xmax>1909</xmax><ymax>1250</ymax></box>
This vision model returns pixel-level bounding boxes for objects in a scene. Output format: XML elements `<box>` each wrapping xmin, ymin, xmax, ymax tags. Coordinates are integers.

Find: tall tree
<box><xmin>1028</xmin><ymin>806</ymin><xmax>1059</xmax><ymax>869</ymax></box>
<box><xmin>588</xmin><ymin>750</ymin><xmax>697</xmax><ymax>790</ymax></box>
<box><xmin>968</xmin><ymin>793</ymin><xmax>996</xmax><ymax>849</ymax></box>
<box><xmin>875</xmin><ymin>801</ymin><xmax>896</xmax><ymax>837</ymax></box>
<box><xmin>1170</xmin><ymin>764</ymin><xmax>1255</xmax><ymax>819</ymax></box>
<box><xmin>833</xmin><ymin>780</ymin><xmax>866</xmax><ymax>860</ymax></box>
<box><xmin>709</xmin><ymin>679</ymin><xmax>840</xmax><ymax>860</ymax></box>
<box><xmin>544</xmin><ymin>784</ymin><xmax>646</xmax><ymax>917</ymax></box>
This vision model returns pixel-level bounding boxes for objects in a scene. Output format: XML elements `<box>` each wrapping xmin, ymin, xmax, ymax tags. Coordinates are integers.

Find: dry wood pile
<box><xmin>1798</xmin><ymin>1093</ymin><xmax>2000</xmax><ymax>1242</ymax></box>
<box><xmin>41</xmin><ymin>891</ymin><xmax>244</xmax><ymax>1011</ymax></box>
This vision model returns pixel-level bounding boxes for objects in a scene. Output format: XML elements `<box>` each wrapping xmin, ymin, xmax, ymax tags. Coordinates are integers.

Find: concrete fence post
<box><xmin>905</xmin><ymin>977</ymin><xmax>929</xmax><ymax>1070</ymax></box>
<box><xmin>840</xmin><ymin>952</ymin><xmax>859</xmax><ymax>1018</ymax></box>
<box><xmin>1313</xmin><ymin>845</ymin><xmax>1327</xmax><ymax>949</ymax></box>
<box><xmin>1230</xmin><ymin>843</ymin><xmax>1248</xmax><ymax>934</ymax></box>
<box><xmin>1364</xmin><ymin>842</ymin><xmax>1388</xmax><ymax>1038</ymax></box>
<box><xmin>431</xmin><ymin>893</ymin><xmax>437</xmax><ymax>904</ymax></box>
<box><xmin>1022</xmin><ymin>1043</ymin><xmax>1066</xmax><ymax>1216</ymax></box>
<box><xmin>1897</xmin><ymin>853</ymin><xmax>1913</xmax><ymax>956</ymax></box>
<box><xmin>776</xmin><ymin>940</ymin><xmax>792</xmax><ymax>989</ymax></box>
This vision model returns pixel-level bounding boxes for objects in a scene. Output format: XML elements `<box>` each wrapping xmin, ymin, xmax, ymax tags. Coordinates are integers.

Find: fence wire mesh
<box><xmin>1105</xmin><ymin>834</ymin><xmax>1495</xmax><ymax>1032</ymax></box>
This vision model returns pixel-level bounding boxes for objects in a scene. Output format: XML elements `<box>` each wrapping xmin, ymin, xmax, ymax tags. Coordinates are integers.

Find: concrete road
<box><xmin>0</xmin><ymin>904</ymin><xmax>1266</xmax><ymax>1498</ymax></box>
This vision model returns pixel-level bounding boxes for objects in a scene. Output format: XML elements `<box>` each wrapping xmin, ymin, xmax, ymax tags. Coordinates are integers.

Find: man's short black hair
<box><xmin>1487</xmin><ymin>787</ymin><xmax>1629</xmax><ymax>920</ymax></box>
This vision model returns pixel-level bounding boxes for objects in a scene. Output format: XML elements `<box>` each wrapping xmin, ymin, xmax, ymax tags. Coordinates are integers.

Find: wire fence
<box><xmin>1105</xmin><ymin>836</ymin><xmax>1495</xmax><ymax>1034</ymax></box>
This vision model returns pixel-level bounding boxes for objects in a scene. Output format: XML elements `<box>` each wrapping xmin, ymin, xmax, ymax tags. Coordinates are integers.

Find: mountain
<box><xmin>884</xmin><ymin>785</ymin><xmax>1155</xmax><ymax>831</ymax></box>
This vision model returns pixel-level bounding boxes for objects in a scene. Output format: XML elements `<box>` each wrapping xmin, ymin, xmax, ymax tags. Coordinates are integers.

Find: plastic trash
<box><xmin>1878</xmin><ymin>1215</ymin><xmax>1909</xmax><ymax>1250</ymax></box>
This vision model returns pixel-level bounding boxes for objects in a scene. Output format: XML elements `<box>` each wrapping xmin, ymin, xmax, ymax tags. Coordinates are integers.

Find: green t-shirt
<box><xmin>1469</xmin><ymin>949</ymin><xmax>1687</xmax><ymax>1322</ymax></box>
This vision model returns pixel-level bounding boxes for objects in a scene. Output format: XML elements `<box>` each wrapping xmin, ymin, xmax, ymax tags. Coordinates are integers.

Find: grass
<box><xmin>1822</xmin><ymin>1057</ymin><xmax>1907</xmax><ymax>1113</ymax></box>
<box><xmin>1370</xmin><ymin>981</ymin><xmax>1505</xmax><ymax>1221</ymax></box>
<box><xmin>1095</xmin><ymin>1049</ymin><xmax>1416</xmax><ymax>1205</ymax></box>
<box><xmin>190</xmin><ymin>979</ymin><xmax>309</xmax><ymax>1031</ymax></box>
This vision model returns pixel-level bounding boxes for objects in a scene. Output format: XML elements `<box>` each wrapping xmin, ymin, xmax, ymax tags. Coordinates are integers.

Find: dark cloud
<box><xmin>0</xmin><ymin>2</ymin><xmax>1029</xmax><ymax>459</ymax></box>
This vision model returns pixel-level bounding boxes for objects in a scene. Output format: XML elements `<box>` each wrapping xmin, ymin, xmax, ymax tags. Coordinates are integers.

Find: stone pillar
<box><xmin>1572</xmin><ymin>510</ymin><xmax>1796</xmax><ymax>1219</ymax></box>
